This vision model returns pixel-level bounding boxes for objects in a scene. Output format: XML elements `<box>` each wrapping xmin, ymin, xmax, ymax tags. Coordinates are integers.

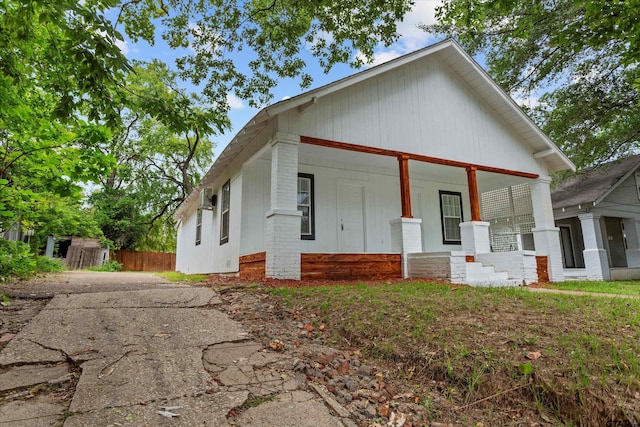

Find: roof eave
<box><xmin>264</xmin><ymin>39</ymin><xmax>456</xmax><ymax>118</ymax></box>
<box><xmin>446</xmin><ymin>42</ymin><xmax>575</xmax><ymax>174</ymax></box>
<box><xmin>593</xmin><ymin>163</ymin><xmax>640</xmax><ymax>206</ymax></box>
<box><xmin>173</xmin><ymin>108</ymin><xmax>272</xmax><ymax>221</ymax></box>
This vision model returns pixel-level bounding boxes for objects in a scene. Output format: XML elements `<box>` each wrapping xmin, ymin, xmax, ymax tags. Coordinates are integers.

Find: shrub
<box><xmin>0</xmin><ymin>240</ymin><xmax>36</xmax><ymax>280</ymax></box>
<box><xmin>87</xmin><ymin>260</ymin><xmax>122</xmax><ymax>272</ymax></box>
<box><xmin>34</xmin><ymin>256</ymin><xmax>65</xmax><ymax>273</ymax></box>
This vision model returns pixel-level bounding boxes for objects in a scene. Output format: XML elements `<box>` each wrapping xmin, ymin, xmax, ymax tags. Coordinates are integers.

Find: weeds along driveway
<box><xmin>1</xmin><ymin>270</ymin><xmax>180</xmax><ymax>298</ymax></box>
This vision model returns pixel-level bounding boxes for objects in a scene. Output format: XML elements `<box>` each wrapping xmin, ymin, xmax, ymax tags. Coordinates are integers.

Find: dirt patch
<box><xmin>0</xmin><ymin>298</ymin><xmax>50</xmax><ymax>337</ymax></box>
<box><xmin>204</xmin><ymin>277</ymin><xmax>640</xmax><ymax>427</ymax></box>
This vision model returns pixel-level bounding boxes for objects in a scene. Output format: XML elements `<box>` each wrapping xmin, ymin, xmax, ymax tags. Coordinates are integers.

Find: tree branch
<box><xmin>147</xmin><ymin>196</ymin><xmax>182</xmax><ymax>228</ymax></box>
<box><xmin>0</xmin><ymin>145</ymin><xmax>64</xmax><ymax>177</ymax></box>
<box><xmin>507</xmin><ymin>46</ymin><xmax>562</xmax><ymax>92</ymax></box>
<box><xmin>122</xmin><ymin>113</ymin><xmax>140</xmax><ymax>144</ymax></box>
<box><xmin>145</xmin><ymin>157</ymin><xmax>184</xmax><ymax>188</ymax></box>
<box><xmin>113</xmin><ymin>0</ymin><xmax>143</xmax><ymax>31</ymax></box>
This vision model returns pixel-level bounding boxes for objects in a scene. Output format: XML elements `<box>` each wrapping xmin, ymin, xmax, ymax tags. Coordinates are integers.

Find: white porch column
<box><xmin>265</xmin><ymin>133</ymin><xmax>302</xmax><ymax>279</ymax></box>
<box><xmin>622</xmin><ymin>218</ymin><xmax>640</xmax><ymax>267</ymax></box>
<box><xmin>530</xmin><ymin>178</ymin><xmax>565</xmax><ymax>281</ymax></box>
<box><xmin>579</xmin><ymin>213</ymin><xmax>610</xmax><ymax>280</ymax></box>
<box><xmin>460</xmin><ymin>222</ymin><xmax>491</xmax><ymax>255</ymax></box>
<box><xmin>390</xmin><ymin>218</ymin><xmax>423</xmax><ymax>278</ymax></box>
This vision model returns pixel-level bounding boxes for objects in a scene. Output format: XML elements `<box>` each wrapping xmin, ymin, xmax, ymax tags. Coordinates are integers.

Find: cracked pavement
<box><xmin>0</xmin><ymin>273</ymin><xmax>352</xmax><ymax>426</ymax></box>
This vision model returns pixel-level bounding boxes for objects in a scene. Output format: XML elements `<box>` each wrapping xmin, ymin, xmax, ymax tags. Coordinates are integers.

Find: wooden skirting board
<box><xmin>238</xmin><ymin>252</ymin><xmax>402</xmax><ymax>281</ymax></box>
<box><xmin>302</xmin><ymin>253</ymin><xmax>402</xmax><ymax>280</ymax></box>
<box><xmin>239</xmin><ymin>252</ymin><xmax>266</xmax><ymax>280</ymax></box>
<box><xmin>536</xmin><ymin>256</ymin><xmax>549</xmax><ymax>282</ymax></box>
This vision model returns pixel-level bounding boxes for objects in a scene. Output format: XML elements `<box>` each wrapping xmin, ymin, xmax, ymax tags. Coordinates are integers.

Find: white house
<box><xmin>174</xmin><ymin>39</ymin><xmax>575</xmax><ymax>286</ymax></box>
<box><xmin>552</xmin><ymin>154</ymin><xmax>640</xmax><ymax>281</ymax></box>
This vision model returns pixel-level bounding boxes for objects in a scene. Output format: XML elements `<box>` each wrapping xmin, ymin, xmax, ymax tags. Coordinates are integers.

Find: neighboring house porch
<box><xmin>552</xmin><ymin>155</ymin><xmax>640</xmax><ymax>281</ymax></box>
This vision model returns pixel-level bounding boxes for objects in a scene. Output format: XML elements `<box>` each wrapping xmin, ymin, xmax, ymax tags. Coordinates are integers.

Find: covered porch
<box><xmin>554</xmin><ymin>213</ymin><xmax>640</xmax><ymax>281</ymax></box>
<box><xmin>241</xmin><ymin>133</ymin><xmax>564</xmax><ymax>285</ymax></box>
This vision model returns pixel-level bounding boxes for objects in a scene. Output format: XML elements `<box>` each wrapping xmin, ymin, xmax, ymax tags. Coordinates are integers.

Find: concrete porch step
<box><xmin>467</xmin><ymin>279</ymin><xmax>524</xmax><ymax>288</ymax></box>
<box><xmin>465</xmin><ymin>262</ymin><xmax>509</xmax><ymax>281</ymax></box>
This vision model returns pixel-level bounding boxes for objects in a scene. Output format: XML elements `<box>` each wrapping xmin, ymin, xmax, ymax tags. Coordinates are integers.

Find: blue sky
<box><xmin>113</xmin><ymin>1</ymin><xmax>447</xmax><ymax>158</ymax></box>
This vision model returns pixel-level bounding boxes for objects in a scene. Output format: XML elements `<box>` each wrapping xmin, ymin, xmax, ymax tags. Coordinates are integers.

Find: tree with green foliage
<box><xmin>0</xmin><ymin>86</ymin><xmax>112</xmax><ymax>238</ymax></box>
<box><xmin>89</xmin><ymin>187</ymin><xmax>148</xmax><ymax>249</ymax></box>
<box><xmin>1</xmin><ymin>0</ymin><xmax>131</xmax><ymax>123</ymax></box>
<box><xmin>2</xmin><ymin>0</ymin><xmax>417</xmax><ymax>253</ymax></box>
<box><xmin>89</xmin><ymin>61</ymin><xmax>220</xmax><ymax>250</ymax></box>
<box><xmin>1</xmin><ymin>0</ymin><xmax>123</xmax><ymax>233</ymax></box>
<box><xmin>115</xmin><ymin>0</ymin><xmax>414</xmax><ymax>108</ymax></box>
<box><xmin>20</xmin><ymin>195</ymin><xmax>102</xmax><ymax>250</ymax></box>
<box><xmin>429</xmin><ymin>0</ymin><xmax>640</xmax><ymax>167</ymax></box>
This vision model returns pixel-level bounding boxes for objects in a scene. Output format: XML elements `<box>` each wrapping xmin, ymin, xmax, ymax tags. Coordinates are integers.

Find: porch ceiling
<box><xmin>259</xmin><ymin>143</ymin><xmax>531</xmax><ymax>189</ymax></box>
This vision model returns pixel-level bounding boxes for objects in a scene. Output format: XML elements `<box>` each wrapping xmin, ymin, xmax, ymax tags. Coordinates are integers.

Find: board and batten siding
<box><xmin>175</xmin><ymin>203</ymin><xmax>216</xmax><ymax>274</ymax></box>
<box><xmin>278</xmin><ymin>54</ymin><xmax>548</xmax><ymax>177</ymax></box>
<box><xmin>240</xmin><ymin>158</ymin><xmax>270</xmax><ymax>256</ymax></box>
<box><xmin>238</xmin><ymin>157</ymin><xmax>471</xmax><ymax>256</ymax></box>
<box><xmin>596</xmin><ymin>172</ymin><xmax>640</xmax><ymax>218</ymax></box>
<box><xmin>176</xmin><ymin>173</ymin><xmax>243</xmax><ymax>274</ymax></box>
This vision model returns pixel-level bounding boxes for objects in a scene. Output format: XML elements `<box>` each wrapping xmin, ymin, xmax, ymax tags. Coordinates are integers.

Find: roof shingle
<box><xmin>551</xmin><ymin>154</ymin><xmax>640</xmax><ymax>209</ymax></box>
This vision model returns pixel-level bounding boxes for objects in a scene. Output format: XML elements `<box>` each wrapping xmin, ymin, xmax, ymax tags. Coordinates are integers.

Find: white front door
<box><xmin>337</xmin><ymin>182</ymin><xmax>365</xmax><ymax>252</ymax></box>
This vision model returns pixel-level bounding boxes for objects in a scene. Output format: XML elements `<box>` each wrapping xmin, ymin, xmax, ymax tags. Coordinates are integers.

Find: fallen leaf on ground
<box><xmin>269</xmin><ymin>339</ymin><xmax>285</xmax><ymax>351</ymax></box>
<box><xmin>526</xmin><ymin>351</ymin><xmax>542</xmax><ymax>360</ymax></box>
<box><xmin>157</xmin><ymin>410</ymin><xmax>180</xmax><ymax>419</ymax></box>
<box><xmin>388</xmin><ymin>411</ymin><xmax>406</xmax><ymax>426</ymax></box>
<box><xmin>98</xmin><ymin>366</ymin><xmax>114</xmax><ymax>379</ymax></box>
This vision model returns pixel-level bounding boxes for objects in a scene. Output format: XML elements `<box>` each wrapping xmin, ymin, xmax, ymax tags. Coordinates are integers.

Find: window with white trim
<box><xmin>220</xmin><ymin>180</ymin><xmax>230</xmax><ymax>245</ymax></box>
<box><xmin>439</xmin><ymin>191</ymin><xmax>463</xmax><ymax>244</ymax></box>
<box><xmin>195</xmin><ymin>209</ymin><xmax>202</xmax><ymax>246</ymax></box>
<box><xmin>297</xmin><ymin>173</ymin><xmax>315</xmax><ymax>240</ymax></box>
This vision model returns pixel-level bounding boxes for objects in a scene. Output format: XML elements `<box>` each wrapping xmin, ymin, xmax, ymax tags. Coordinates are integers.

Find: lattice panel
<box><xmin>481</xmin><ymin>187</ymin><xmax>512</xmax><ymax>220</ymax></box>
<box><xmin>511</xmin><ymin>183</ymin><xmax>533</xmax><ymax>216</ymax></box>
<box><xmin>515</xmin><ymin>215</ymin><xmax>535</xmax><ymax>234</ymax></box>
<box><xmin>489</xmin><ymin>228</ymin><xmax>519</xmax><ymax>252</ymax></box>
<box><xmin>481</xmin><ymin>183</ymin><xmax>535</xmax><ymax>252</ymax></box>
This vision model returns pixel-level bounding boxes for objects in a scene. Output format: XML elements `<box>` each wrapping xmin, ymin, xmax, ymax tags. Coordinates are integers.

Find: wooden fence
<box><xmin>111</xmin><ymin>250</ymin><xmax>176</xmax><ymax>272</ymax></box>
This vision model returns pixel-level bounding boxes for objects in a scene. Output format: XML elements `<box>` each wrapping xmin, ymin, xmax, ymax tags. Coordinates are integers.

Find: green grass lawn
<box><xmin>550</xmin><ymin>280</ymin><xmax>640</xmax><ymax>296</ymax></box>
<box><xmin>155</xmin><ymin>271</ymin><xmax>207</xmax><ymax>283</ymax></box>
<box><xmin>268</xmin><ymin>281</ymin><xmax>640</xmax><ymax>426</ymax></box>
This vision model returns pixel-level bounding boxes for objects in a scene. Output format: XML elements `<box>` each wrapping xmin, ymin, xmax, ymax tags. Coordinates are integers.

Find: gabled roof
<box><xmin>175</xmin><ymin>39</ymin><xmax>575</xmax><ymax>221</ymax></box>
<box><xmin>551</xmin><ymin>154</ymin><xmax>640</xmax><ymax>209</ymax></box>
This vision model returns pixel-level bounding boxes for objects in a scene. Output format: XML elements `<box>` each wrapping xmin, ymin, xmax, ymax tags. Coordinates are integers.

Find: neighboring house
<box><xmin>552</xmin><ymin>154</ymin><xmax>640</xmax><ymax>281</ymax></box>
<box><xmin>174</xmin><ymin>39</ymin><xmax>575</xmax><ymax>286</ymax></box>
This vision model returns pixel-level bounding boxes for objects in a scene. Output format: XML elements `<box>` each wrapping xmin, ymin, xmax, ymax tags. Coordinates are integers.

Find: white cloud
<box><xmin>356</xmin><ymin>0</ymin><xmax>439</xmax><ymax>67</ymax></box>
<box><xmin>512</xmin><ymin>91</ymin><xmax>541</xmax><ymax>109</ymax></box>
<box><xmin>281</xmin><ymin>95</ymin><xmax>291</xmax><ymax>100</ymax></box>
<box><xmin>395</xmin><ymin>0</ymin><xmax>438</xmax><ymax>51</ymax></box>
<box><xmin>97</xmin><ymin>30</ymin><xmax>133</xmax><ymax>56</ymax></box>
<box><xmin>226</xmin><ymin>93</ymin><xmax>245</xmax><ymax>110</ymax></box>
<box><xmin>356</xmin><ymin>49</ymin><xmax>403</xmax><ymax>67</ymax></box>
<box><xmin>114</xmin><ymin>38</ymin><xmax>130</xmax><ymax>55</ymax></box>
